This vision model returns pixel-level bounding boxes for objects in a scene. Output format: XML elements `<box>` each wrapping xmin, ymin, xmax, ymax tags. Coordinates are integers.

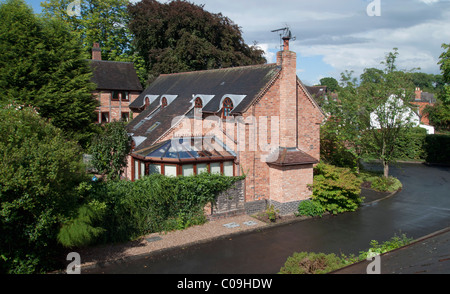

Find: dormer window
<box><xmin>161</xmin><ymin>97</ymin><xmax>168</xmax><ymax>109</ymax></box>
<box><xmin>194</xmin><ymin>97</ymin><xmax>203</xmax><ymax>108</ymax></box>
<box><xmin>144</xmin><ymin>97</ymin><xmax>150</xmax><ymax>109</ymax></box>
<box><xmin>194</xmin><ymin>97</ymin><xmax>203</xmax><ymax>118</ymax></box>
<box><xmin>222</xmin><ymin>97</ymin><xmax>233</xmax><ymax>118</ymax></box>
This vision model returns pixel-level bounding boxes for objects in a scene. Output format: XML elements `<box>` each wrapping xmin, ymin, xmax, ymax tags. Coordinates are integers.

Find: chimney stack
<box><xmin>415</xmin><ymin>87</ymin><xmax>422</xmax><ymax>101</ymax></box>
<box><xmin>92</xmin><ymin>42</ymin><xmax>102</xmax><ymax>60</ymax></box>
<box><xmin>276</xmin><ymin>33</ymin><xmax>297</xmax><ymax>148</ymax></box>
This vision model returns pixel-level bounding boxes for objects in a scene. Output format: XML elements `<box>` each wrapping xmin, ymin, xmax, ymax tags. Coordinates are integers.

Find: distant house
<box><xmin>370</xmin><ymin>94</ymin><xmax>434</xmax><ymax>134</ymax></box>
<box><xmin>89</xmin><ymin>43</ymin><xmax>143</xmax><ymax>123</ymax></box>
<box><xmin>125</xmin><ymin>35</ymin><xmax>325</xmax><ymax>216</ymax></box>
<box><xmin>410</xmin><ymin>87</ymin><xmax>436</xmax><ymax>126</ymax></box>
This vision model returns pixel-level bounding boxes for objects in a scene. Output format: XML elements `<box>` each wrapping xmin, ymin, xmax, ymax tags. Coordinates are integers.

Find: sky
<box><xmin>25</xmin><ymin>0</ymin><xmax>450</xmax><ymax>86</ymax></box>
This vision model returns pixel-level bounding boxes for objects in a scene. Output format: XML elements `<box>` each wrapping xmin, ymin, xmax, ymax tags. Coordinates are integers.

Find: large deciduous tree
<box><xmin>128</xmin><ymin>0</ymin><xmax>267</xmax><ymax>82</ymax></box>
<box><xmin>322</xmin><ymin>49</ymin><xmax>416</xmax><ymax>177</ymax></box>
<box><xmin>0</xmin><ymin>0</ymin><xmax>98</xmax><ymax>146</ymax></box>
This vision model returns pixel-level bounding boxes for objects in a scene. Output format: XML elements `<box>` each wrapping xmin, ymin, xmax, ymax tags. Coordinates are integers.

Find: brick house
<box><xmin>89</xmin><ymin>43</ymin><xmax>143</xmax><ymax>123</ymax></box>
<box><xmin>125</xmin><ymin>36</ymin><xmax>324</xmax><ymax>216</ymax></box>
<box><xmin>410</xmin><ymin>87</ymin><xmax>436</xmax><ymax>125</ymax></box>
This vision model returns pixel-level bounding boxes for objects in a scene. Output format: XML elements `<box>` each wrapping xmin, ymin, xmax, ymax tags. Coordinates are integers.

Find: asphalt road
<box><xmin>83</xmin><ymin>162</ymin><xmax>450</xmax><ymax>274</ymax></box>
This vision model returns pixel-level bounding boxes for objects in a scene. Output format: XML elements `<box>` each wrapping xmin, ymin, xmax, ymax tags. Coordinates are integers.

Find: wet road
<box><xmin>83</xmin><ymin>163</ymin><xmax>450</xmax><ymax>274</ymax></box>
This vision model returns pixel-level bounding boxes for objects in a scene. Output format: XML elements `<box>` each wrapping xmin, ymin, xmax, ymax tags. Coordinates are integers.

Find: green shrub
<box><xmin>370</xmin><ymin>176</ymin><xmax>402</xmax><ymax>192</ymax></box>
<box><xmin>392</xmin><ymin>127</ymin><xmax>427</xmax><ymax>160</ymax></box>
<box><xmin>296</xmin><ymin>199</ymin><xmax>325</xmax><ymax>217</ymax></box>
<box><xmin>312</xmin><ymin>163</ymin><xmax>363</xmax><ymax>215</ymax></box>
<box><xmin>58</xmin><ymin>173</ymin><xmax>245</xmax><ymax>246</ymax></box>
<box><xmin>265</xmin><ymin>205</ymin><xmax>279</xmax><ymax>222</ymax></box>
<box><xmin>280</xmin><ymin>233</ymin><xmax>413</xmax><ymax>274</ymax></box>
<box><xmin>279</xmin><ymin>252</ymin><xmax>347</xmax><ymax>274</ymax></box>
<box><xmin>357</xmin><ymin>233</ymin><xmax>413</xmax><ymax>260</ymax></box>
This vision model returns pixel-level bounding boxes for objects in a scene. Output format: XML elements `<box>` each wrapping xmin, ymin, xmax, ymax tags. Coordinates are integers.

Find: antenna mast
<box><xmin>271</xmin><ymin>26</ymin><xmax>295</xmax><ymax>50</ymax></box>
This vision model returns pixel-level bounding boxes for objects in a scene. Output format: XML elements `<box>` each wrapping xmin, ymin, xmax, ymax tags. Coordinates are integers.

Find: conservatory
<box><xmin>131</xmin><ymin>136</ymin><xmax>236</xmax><ymax>180</ymax></box>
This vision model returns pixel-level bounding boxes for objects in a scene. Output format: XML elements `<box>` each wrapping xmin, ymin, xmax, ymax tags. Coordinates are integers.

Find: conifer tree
<box><xmin>0</xmin><ymin>0</ymin><xmax>98</xmax><ymax>146</ymax></box>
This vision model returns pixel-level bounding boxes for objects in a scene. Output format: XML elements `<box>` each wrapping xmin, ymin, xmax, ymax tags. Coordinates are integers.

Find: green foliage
<box><xmin>323</xmin><ymin>48</ymin><xmax>417</xmax><ymax>178</ymax></box>
<box><xmin>320</xmin><ymin>122</ymin><xmax>358</xmax><ymax>170</ymax></box>
<box><xmin>0</xmin><ymin>0</ymin><xmax>98</xmax><ymax>147</ymax></box>
<box><xmin>357</xmin><ymin>233</ymin><xmax>413</xmax><ymax>260</ymax></box>
<box><xmin>319</xmin><ymin>77</ymin><xmax>339</xmax><ymax>92</ymax></box>
<box><xmin>265</xmin><ymin>205</ymin><xmax>279</xmax><ymax>222</ymax></box>
<box><xmin>296</xmin><ymin>199</ymin><xmax>325</xmax><ymax>218</ymax></box>
<box><xmin>424</xmin><ymin>134</ymin><xmax>450</xmax><ymax>164</ymax></box>
<box><xmin>312</xmin><ymin>163</ymin><xmax>363</xmax><ymax>215</ymax></box>
<box><xmin>279</xmin><ymin>252</ymin><xmax>347</xmax><ymax>274</ymax></box>
<box><xmin>0</xmin><ymin>106</ymin><xmax>87</xmax><ymax>273</ymax></box>
<box><xmin>391</xmin><ymin>127</ymin><xmax>427</xmax><ymax>160</ymax></box>
<box><xmin>58</xmin><ymin>173</ymin><xmax>245</xmax><ymax>246</ymax></box>
<box><xmin>57</xmin><ymin>201</ymin><xmax>106</xmax><ymax>248</ymax></box>
<box><xmin>370</xmin><ymin>176</ymin><xmax>402</xmax><ymax>192</ymax></box>
<box><xmin>89</xmin><ymin>121</ymin><xmax>132</xmax><ymax>181</ymax></box>
<box><xmin>128</xmin><ymin>0</ymin><xmax>266</xmax><ymax>83</ymax></box>
<box><xmin>280</xmin><ymin>233</ymin><xmax>413</xmax><ymax>274</ymax></box>
<box><xmin>424</xmin><ymin>100</ymin><xmax>450</xmax><ymax>131</ymax></box>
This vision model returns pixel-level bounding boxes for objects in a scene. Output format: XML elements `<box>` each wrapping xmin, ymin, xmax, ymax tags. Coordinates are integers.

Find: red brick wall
<box><xmin>94</xmin><ymin>90</ymin><xmax>140</xmax><ymax>123</ymax></box>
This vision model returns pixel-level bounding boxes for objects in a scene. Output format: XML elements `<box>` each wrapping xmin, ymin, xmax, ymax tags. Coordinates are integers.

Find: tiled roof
<box><xmin>89</xmin><ymin>60</ymin><xmax>143</xmax><ymax>91</ymax></box>
<box><xmin>267</xmin><ymin>147</ymin><xmax>319</xmax><ymax>166</ymax></box>
<box><xmin>127</xmin><ymin>64</ymin><xmax>281</xmax><ymax>151</ymax></box>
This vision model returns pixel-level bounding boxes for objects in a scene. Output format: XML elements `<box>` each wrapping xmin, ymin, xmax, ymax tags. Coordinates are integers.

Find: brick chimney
<box><xmin>92</xmin><ymin>42</ymin><xmax>102</xmax><ymax>60</ymax></box>
<box><xmin>415</xmin><ymin>87</ymin><xmax>422</xmax><ymax>101</ymax></box>
<box><xmin>277</xmin><ymin>35</ymin><xmax>297</xmax><ymax>148</ymax></box>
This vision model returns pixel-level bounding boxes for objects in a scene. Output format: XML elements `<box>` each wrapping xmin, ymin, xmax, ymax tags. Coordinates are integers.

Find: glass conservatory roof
<box><xmin>135</xmin><ymin>136</ymin><xmax>236</xmax><ymax>161</ymax></box>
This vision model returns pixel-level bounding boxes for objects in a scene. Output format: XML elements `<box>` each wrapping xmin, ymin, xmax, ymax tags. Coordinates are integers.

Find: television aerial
<box><xmin>271</xmin><ymin>26</ymin><xmax>296</xmax><ymax>50</ymax></box>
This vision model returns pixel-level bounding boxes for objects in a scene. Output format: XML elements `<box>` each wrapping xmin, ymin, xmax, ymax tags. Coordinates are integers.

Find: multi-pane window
<box><xmin>222</xmin><ymin>98</ymin><xmax>233</xmax><ymax>118</ymax></box>
<box><xmin>112</xmin><ymin>91</ymin><xmax>129</xmax><ymax>101</ymax></box>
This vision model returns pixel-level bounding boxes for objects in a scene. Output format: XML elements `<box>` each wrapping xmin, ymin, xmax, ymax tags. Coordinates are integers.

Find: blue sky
<box><xmin>24</xmin><ymin>0</ymin><xmax>450</xmax><ymax>86</ymax></box>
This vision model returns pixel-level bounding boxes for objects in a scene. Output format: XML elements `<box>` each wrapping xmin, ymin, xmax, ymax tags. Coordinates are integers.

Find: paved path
<box><xmin>83</xmin><ymin>163</ymin><xmax>450</xmax><ymax>274</ymax></box>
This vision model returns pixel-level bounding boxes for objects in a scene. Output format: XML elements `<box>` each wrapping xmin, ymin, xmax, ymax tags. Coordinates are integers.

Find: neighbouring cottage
<box><xmin>89</xmin><ymin>43</ymin><xmax>143</xmax><ymax>123</ymax></box>
<box><xmin>125</xmin><ymin>35</ymin><xmax>325</xmax><ymax>217</ymax></box>
<box><xmin>410</xmin><ymin>87</ymin><xmax>436</xmax><ymax>126</ymax></box>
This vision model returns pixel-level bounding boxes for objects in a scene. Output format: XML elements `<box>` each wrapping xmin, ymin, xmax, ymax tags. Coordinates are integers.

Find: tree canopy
<box><xmin>128</xmin><ymin>0</ymin><xmax>267</xmax><ymax>83</ymax></box>
<box><xmin>0</xmin><ymin>0</ymin><xmax>98</xmax><ymax>146</ymax></box>
<box><xmin>319</xmin><ymin>77</ymin><xmax>339</xmax><ymax>92</ymax></box>
<box><xmin>322</xmin><ymin>48</ymin><xmax>416</xmax><ymax>177</ymax></box>
<box><xmin>0</xmin><ymin>105</ymin><xmax>87</xmax><ymax>273</ymax></box>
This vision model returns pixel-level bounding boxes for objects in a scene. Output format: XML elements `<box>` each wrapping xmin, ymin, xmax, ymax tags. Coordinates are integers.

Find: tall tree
<box><xmin>41</xmin><ymin>0</ymin><xmax>131</xmax><ymax>60</ymax></box>
<box><xmin>319</xmin><ymin>77</ymin><xmax>339</xmax><ymax>92</ymax></box>
<box><xmin>128</xmin><ymin>0</ymin><xmax>266</xmax><ymax>82</ymax></box>
<box><xmin>323</xmin><ymin>49</ymin><xmax>416</xmax><ymax>177</ymax></box>
<box><xmin>423</xmin><ymin>43</ymin><xmax>450</xmax><ymax>131</ymax></box>
<box><xmin>362</xmin><ymin>49</ymin><xmax>416</xmax><ymax>177</ymax></box>
<box><xmin>0</xmin><ymin>0</ymin><xmax>98</xmax><ymax>146</ymax></box>
<box><xmin>41</xmin><ymin>0</ymin><xmax>147</xmax><ymax>85</ymax></box>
